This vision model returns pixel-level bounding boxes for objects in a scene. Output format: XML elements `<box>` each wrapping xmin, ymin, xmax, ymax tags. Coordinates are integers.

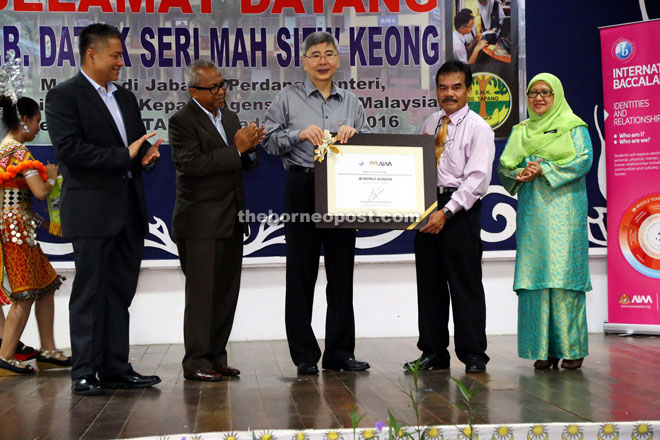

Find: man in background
<box><xmin>453</xmin><ymin>11</ymin><xmax>487</xmax><ymax>64</ymax></box>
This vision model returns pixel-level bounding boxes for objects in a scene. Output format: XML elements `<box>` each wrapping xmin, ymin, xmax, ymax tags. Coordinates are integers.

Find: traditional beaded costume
<box><xmin>0</xmin><ymin>139</ymin><xmax>62</xmax><ymax>304</ymax></box>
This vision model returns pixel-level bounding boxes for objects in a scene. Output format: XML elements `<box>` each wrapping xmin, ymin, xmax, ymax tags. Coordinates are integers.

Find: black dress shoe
<box><xmin>72</xmin><ymin>375</ymin><xmax>104</xmax><ymax>396</ymax></box>
<box><xmin>322</xmin><ymin>357</ymin><xmax>370</xmax><ymax>371</ymax></box>
<box><xmin>403</xmin><ymin>354</ymin><xmax>449</xmax><ymax>371</ymax></box>
<box><xmin>215</xmin><ymin>365</ymin><xmax>240</xmax><ymax>377</ymax></box>
<box><xmin>185</xmin><ymin>369</ymin><xmax>223</xmax><ymax>381</ymax></box>
<box><xmin>297</xmin><ymin>363</ymin><xmax>319</xmax><ymax>375</ymax></box>
<box><xmin>100</xmin><ymin>369</ymin><xmax>161</xmax><ymax>389</ymax></box>
<box><xmin>465</xmin><ymin>356</ymin><xmax>487</xmax><ymax>373</ymax></box>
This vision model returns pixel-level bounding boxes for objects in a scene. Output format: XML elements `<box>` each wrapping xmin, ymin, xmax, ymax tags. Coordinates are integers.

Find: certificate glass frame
<box><xmin>314</xmin><ymin>133</ymin><xmax>437</xmax><ymax>229</ymax></box>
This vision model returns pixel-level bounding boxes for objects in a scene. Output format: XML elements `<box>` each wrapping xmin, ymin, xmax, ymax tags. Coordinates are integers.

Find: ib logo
<box><xmin>612</xmin><ymin>38</ymin><xmax>635</xmax><ymax>63</ymax></box>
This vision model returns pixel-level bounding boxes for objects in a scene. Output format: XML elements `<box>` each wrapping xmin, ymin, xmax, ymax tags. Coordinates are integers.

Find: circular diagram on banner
<box><xmin>619</xmin><ymin>194</ymin><xmax>660</xmax><ymax>278</ymax></box>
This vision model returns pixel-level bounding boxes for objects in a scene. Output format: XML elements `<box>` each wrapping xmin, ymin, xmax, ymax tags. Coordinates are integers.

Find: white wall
<box><xmin>18</xmin><ymin>252</ymin><xmax>608</xmax><ymax>349</ymax></box>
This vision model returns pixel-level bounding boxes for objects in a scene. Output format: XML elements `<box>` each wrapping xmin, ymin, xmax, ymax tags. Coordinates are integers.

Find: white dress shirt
<box><xmin>193</xmin><ymin>98</ymin><xmax>229</xmax><ymax>145</ymax></box>
<box><xmin>452</xmin><ymin>30</ymin><xmax>469</xmax><ymax>63</ymax></box>
<box><xmin>81</xmin><ymin>69</ymin><xmax>128</xmax><ymax>148</ymax></box>
<box><xmin>421</xmin><ymin>104</ymin><xmax>495</xmax><ymax>214</ymax></box>
<box><xmin>193</xmin><ymin>99</ymin><xmax>259</xmax><ymax>159</ymax></box>
<box><xmin>81</xmin><ymin>69</ymin><xmax>133</xmax><ymax>177</ymax></box>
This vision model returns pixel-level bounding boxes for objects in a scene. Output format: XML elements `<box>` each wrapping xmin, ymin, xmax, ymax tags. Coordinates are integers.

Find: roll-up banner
<box><xmin>600</xmin><ymin>19</ymin><xmax>660</xmax><ymax>333</ymax></box>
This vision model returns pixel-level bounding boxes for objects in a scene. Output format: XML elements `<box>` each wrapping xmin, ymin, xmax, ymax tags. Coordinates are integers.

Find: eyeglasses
<box><xmin>304</xmin><ymin>52</ymin><xmax>338</xmax><ymax>63</ymax></box>
<box><xmin>527</xmin><ymin>90</ymin><xmax>553</xmax><ymax>98</ymax></box>
<box><xmin>191</xmin><ymin>81</ymin><xmax>228</xmax><ymax>95</ymax></box>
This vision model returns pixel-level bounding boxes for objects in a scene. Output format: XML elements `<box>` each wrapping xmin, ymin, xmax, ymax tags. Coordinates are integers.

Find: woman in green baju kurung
<box><xmin>498</xmin><ymin>73</ymin><xmax>593</xmax><ymax>370</ymax></box>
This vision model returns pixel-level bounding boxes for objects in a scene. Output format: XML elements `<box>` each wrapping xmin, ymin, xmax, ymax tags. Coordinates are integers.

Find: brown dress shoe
<box><xmin>560</xmin><ymin>358</ymin><xmax>584</xmax><ymax>370</ymax></box>
<box><xmin>216</xmin><ymin>365</ymin><xmax>240</xmax><ymax>376</ymax></box>
<box><xmin>184</xmin><ymin>369</ymin><xmax>223</xmax><ymax>381</ymax></box>
<box><xmin>533</xmin><ymin>357</ymin><xmax>559</xmax><ymax>369</ymax></box>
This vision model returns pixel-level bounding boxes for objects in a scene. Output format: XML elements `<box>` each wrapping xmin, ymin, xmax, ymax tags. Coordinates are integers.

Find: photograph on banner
<box><xmin>449</xmin><ymin>0</ymin><xmax>519</xmax><ymax>138</ymax></box>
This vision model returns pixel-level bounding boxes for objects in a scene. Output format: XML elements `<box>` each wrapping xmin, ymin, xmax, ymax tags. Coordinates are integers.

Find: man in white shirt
<box><xmin>404</xmin><ymin>61</ymin><xmax>495</xmax><ymax>374</ymax></box>
<box><xmin>453</xmin><ymin>11</ymin><xmax>488</xmax><ymax>64</ymax></box>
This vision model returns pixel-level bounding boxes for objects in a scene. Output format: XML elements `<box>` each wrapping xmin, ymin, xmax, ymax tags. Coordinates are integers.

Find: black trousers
<box><xmin>284</xmin><ymin>171</ymin><xmax>357</xmax><ymax>366</ymax></box>
<box><xmin>69</xmin><ymin>184</ymin><xmax>143</xmax><ymax>380</ymax></box>
<box><xmin>414</xmin><ymin>193</ymin><xmax>489</xmax><ymax>366</ymax></box>
<box><xmin>177</xmin><ymin>222</ymin><xmax>243</xmax><ymax>376</ymax></box>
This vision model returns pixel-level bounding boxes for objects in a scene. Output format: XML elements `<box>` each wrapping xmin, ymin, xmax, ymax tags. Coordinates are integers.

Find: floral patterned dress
<box><xmin>0</xmin><ymin>138</ymin><xmax>62</xmax><ymax>304</ymax></box>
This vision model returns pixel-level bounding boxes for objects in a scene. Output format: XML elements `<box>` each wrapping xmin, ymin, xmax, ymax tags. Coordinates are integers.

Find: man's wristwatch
<box><xmin>442</xmin><ymin>206</ymin><xmax>453</xmax><ymax>219</ymax></box>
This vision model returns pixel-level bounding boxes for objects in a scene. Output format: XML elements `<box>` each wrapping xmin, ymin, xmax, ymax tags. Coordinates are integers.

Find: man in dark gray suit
<box><xmin>45</xmin><ymin>23</ymin><xmax>163</xmax><ymax>395</ymax></box>
<box><xmin>168</xmin><ymin>60</ymin><xmax>264</xmax><ymax>382</ymax></box>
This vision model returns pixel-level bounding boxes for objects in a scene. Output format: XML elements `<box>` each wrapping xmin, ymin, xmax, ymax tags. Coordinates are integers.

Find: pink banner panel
<box><xmin>601</xmin><ymin>20</ymin><xmax>660</xmax><ymax>326</ymax></box>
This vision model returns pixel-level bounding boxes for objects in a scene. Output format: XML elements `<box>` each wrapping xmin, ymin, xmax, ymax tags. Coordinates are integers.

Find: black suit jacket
<box><xmin>168</xmin><ymin>100</ymin><xmax>257</xmax><ymax>240</ymax></box>
<box><xmin>45</xmin><ymin>72</ymin><xmax>153</xmax><ymax>238</ymax></box>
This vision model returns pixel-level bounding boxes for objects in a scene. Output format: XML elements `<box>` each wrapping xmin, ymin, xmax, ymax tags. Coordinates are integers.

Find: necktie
<box><xmin>435</xmin><ymin>116</ymin><xmax>450</xmax><ymax>165</ymax></box>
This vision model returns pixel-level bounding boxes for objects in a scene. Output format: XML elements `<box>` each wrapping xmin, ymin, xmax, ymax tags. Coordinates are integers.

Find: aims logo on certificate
<box><xmin>468</xmin><ymin>72</ymin><xmax>512</xmax><ymax>130</ymax></box>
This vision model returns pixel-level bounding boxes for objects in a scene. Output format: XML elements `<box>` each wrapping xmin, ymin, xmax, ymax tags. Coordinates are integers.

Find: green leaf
<box><xmin>450</xmin><ymin>376</ymin><xmax>471</xmax><ymax>401</ymax></box>
<box><xmin>349</xmin><ymin>405</ymin><xmax>365</xmax><ymax>429</ymax></box>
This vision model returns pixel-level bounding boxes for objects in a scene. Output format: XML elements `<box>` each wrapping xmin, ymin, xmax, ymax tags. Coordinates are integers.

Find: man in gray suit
<box><xmin>168</xmin><ymin>60</ymin><xmax>264</xmax><ymax>381</ymax></box>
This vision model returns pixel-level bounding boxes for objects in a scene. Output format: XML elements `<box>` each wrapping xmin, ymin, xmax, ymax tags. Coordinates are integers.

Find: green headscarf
<box><xmin>499</xmin><ymin>73</ymin><xmax>587</xmax><ymax>169</ymax></box>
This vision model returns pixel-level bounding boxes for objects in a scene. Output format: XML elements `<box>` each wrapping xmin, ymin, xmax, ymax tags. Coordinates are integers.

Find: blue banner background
<box><xmin>22</xmin><ymin>1</ymin><xmax>660</xmax><ymax>261</ymax></box>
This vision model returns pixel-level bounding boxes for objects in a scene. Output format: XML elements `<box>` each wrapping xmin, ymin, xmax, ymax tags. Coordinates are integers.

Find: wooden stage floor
<box><xmin>1</xmin><ymin>334</ymin><xmax>659</xmax><ymax>439</ymax></box>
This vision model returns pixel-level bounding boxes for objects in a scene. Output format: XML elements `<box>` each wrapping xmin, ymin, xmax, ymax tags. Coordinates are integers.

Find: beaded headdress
<box><xmin>0</xmin><ymin>50</ymin><xmax>26</xmax><ymax>119</ymax></box>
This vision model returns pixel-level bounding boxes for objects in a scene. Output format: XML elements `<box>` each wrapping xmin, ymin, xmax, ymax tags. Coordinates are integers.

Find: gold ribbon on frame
<box><xmin>314</xmin><ymin>130</ymin><xmax>342</xmax><ymax>163</ymax></box>
<box><xmin>405</xmin><ymin>201</ymin><xmax>438</xmax><ymax>230</ymax></box>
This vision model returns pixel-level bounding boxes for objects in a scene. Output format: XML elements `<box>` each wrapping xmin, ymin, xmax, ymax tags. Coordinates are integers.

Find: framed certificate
<box><xmin>314</xmin><ymin>133</ymin><xmax>437</xmax><ymax>229</ymax></box>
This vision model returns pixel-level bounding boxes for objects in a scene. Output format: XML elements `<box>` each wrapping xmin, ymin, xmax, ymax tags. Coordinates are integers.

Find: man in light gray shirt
<box><xmin>263</xmin><ymin>31</ymin><xmax>370</xmax><ymax>376</ymax></box>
